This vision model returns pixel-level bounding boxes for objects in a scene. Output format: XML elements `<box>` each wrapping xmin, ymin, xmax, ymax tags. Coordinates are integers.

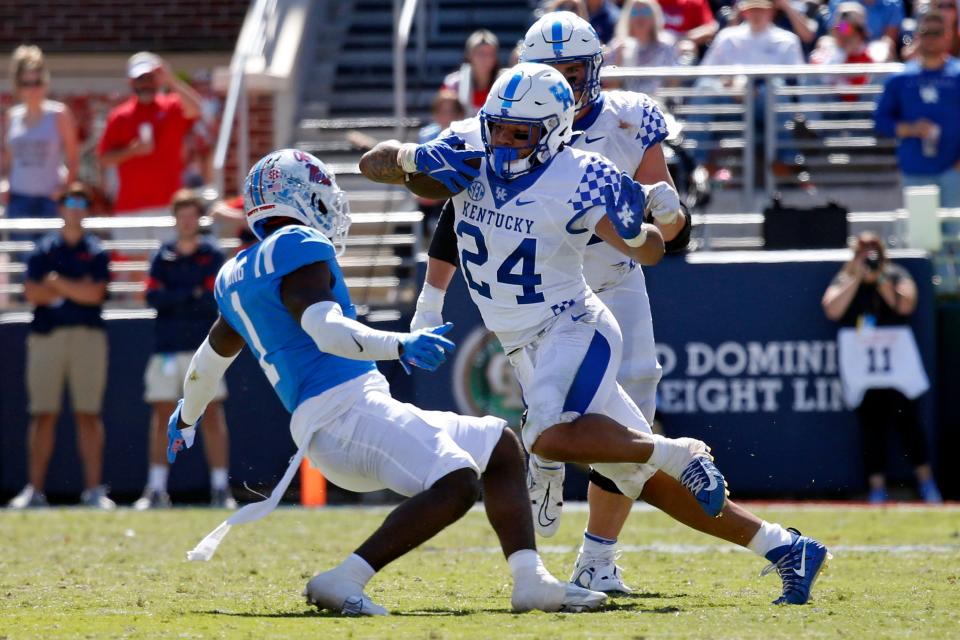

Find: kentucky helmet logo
<box><xmin>549</xmin><ymin>82</ymin><xmax>574</xmax><ymax>110</ymax></box>
<box><xmin>452</xmin><ymin>327</ymin><xmax>525</xmax><ymax>425</ymax></box>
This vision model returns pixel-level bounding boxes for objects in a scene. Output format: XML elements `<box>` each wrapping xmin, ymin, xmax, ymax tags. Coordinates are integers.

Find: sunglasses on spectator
<box><xmin>18</xmin><ymin>78</ymin><xmax>44</xmax><ymax>88</ymax></box>
<box><xmin>61</xmin><ymin>196</ymin><xmax>90</xmax><ymax>210</ymax></box>
<box><xmin>631</xmin><ymin>5</ymin><xmax>655</xmax><ymax>17</ymax></box>
<box><xmin>919</xmin><ymin>28</ymin><xmax>946</xmax><ymax>36</ymax></box>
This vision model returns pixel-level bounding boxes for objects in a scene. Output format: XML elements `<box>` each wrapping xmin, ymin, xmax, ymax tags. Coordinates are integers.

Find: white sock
<box><xmin>645</xmin><ymin>434</ymin><xmax>690</xmax><ymax>478</ymax></box>
<box><xmin>747</xmin><ymin>521</ymin><xmax>796</xmax><ymax>561</ymax></box>
<box><xmin>339</xmin><ymin>553</ymin><xmax>376</xmax><ymax>589</ymax></box>
<box><xmin>148</xmin><ymin>465</ymin><xmax>168</xmax><ymax>492</ymax></box>
<box><xmin>210</xmin><ymin>468</ymin><xmax>229</xmax><ymax>490</ymax></box>
<box><xmin>531</xmin><ymin>454</ymin><xmax>562</xmax><ymax>471</ymax></box>
<box><xmin>507</xmin><ymin>549</ymin><xmax>549</xmax><ymax>583</ymax></box>
<box><xmin>582</xmin><ymin>531</ymin><xmax>617</xmax><ymax>557</ymax></box>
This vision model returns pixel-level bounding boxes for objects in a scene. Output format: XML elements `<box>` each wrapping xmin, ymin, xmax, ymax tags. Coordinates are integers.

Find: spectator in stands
<box><xmin>97</xmin><ymin>52</ymin><xmax>201</xmax><ymax>241</ymax></box>
<box><xmin>2</xmin><ymin>45</ymin><xmax>79</xmax><ymax>225</ymax></box>
<box><xmin>137</xmin><ymin>189</ymin><xmax>234</xmax><ymax>509</ymax></box>
<box><xmin>827</xmin><ymin>0</ymin><xmax>904</xmax><ymax>50</ymax></box>
<box><xmin>904</xmin><ymin>0</ymin><xmax>960</xmax><ymax>59</ymax></box>
<box><xmin>7</xmin><ymin>183</ymin><xmax>114</xmax><ymax>510</ymax></box>
<box><xmin>441</xmin><ymin>30</ymin><xmax>501</xmax><ymax>115</ymax></box>
<box><xmin>822</xmin><ymin>231</ymin><xmax>943</xmax><ymax>503</ymax></box>
<box><xmin>182</xmin><ymin>69</ymin><xmax>221</xmax><ymax>188</ymax></box>
<box><xmin>772</xmin><ymin>0</ymin><xmax>825</xmax><ymax>50</ymax></box>
<box><xmin>875</xmin><ymin>11</ymin><xmax>960</xmax><ymax>207</ymax></box>
<box><xmin>701</xmin><ymin>0</ymin><xmax>804</xmax><ymax>66</ymax></box>
<box><xmin>417</xmin><ymin>91</ymin><xmax>467</xmax><ymax>232</ymax></box>
<box><xmin>658</xmin><ymin>0</ymin><xmax>720</xmax><ymax>49</ymax></box>
<box><xmin>809</xmin><ymin>2</ymin><xmax>876</xmax><ymax>99</ymax></box>
<box><xmin>607</xmin><ymin>0</ymin><xmax>681</xmax><ymax>95</ymax></box>
<box><xmin>538</xmin><ymin>0</ymin><xmax>590</xmax><ymax>20</ymax></box>
<box><xmin>587</xmin><ymin>0</ymin><xmax>622</xmax><ymax>42</ymax></box>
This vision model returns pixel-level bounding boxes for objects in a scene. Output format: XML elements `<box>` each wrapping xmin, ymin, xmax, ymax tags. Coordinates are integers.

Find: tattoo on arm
<box><xmin>359</xmin><ymin>141</ymin><xmax>407</xmax><ymax>184</ymax></box>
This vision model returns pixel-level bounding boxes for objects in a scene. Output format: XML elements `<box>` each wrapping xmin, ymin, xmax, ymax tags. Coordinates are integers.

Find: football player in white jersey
<box><xmin>370</xmin><ymin>12</ymin><xmax>832</xmax><ymax>606</ymax></box>
<box><xmin>361</xmin><ymin>61</ymin><xmax>732</xmax><ymax>558</ymax></box>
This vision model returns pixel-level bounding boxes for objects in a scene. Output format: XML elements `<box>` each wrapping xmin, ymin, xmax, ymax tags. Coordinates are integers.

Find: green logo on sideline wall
<box><xmin>452</xmin><ymin>327</ymin><xmax>524</xmax><ymax>425</ymax></box>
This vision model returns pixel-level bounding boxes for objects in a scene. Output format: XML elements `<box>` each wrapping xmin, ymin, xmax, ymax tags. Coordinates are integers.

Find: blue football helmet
<box><xmin>243</xmin><ymin>149</ymin><xmax>351</xmax><ymax>251</ymax></box>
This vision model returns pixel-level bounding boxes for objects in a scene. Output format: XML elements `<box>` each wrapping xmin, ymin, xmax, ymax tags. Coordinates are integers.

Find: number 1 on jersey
<box><xmin>230</xmin><ymin>291</ymin><xmax>281</xmax><ymax>386</ymax></box>
<box><xmin>456</xmin><ymin>221</ymin><xmax>544</xmax><ymax>304</ymax></box>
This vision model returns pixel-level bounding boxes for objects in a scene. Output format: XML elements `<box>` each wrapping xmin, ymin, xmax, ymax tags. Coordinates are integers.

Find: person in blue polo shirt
<box><xmin>135</xmin><ymin>189</ymin><xmax>234</xmax><ymax>509</ymax></box>
<box><xmin>8</xmin><ymin>182</ymin><xmax>114</xmax><ymax>510</ymax></box>
<box><xmin>876</xmin><ymin>11</ymin><xmax>960</xmax><ymax>210</ymax></box>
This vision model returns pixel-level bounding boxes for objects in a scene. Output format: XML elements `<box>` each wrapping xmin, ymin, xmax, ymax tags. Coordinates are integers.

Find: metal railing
<box><xmin>602</xmin><ymin>63</ymin><xmax>905</xmax><ymax>210</ymax></box>
<box><xmin>213</xmin><ymin>0</ymin><xmax>278</xmax><ymax>197</ymax></box>
<box><xmin>393</xmin><ymin>0</ymin><xmax>426</xmax><ymax>141</ymax></box>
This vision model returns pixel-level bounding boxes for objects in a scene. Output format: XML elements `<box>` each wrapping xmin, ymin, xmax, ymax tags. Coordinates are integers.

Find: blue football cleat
<box><xmin>679</xmin><ymin>456</ymin><xmax>727</xmax><ymax>517</ymax></box>
<box><xmin>761</xmin><ymin>528</ymin><xmax>832</xmax><ymax>605</ymax></box>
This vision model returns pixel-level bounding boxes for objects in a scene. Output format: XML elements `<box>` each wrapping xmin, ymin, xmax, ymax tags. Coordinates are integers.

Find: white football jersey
<box><xmin>570</xmin><ymin>90</ymin><xmax>669</xmax><ymax>292</ymax></box>
<box><xmin>446</xmin><ymin>90</ymin><xmax>669</xmax><ymax>293</ymax></box>
<box><xmin>449</xmin><ymin>147</ymin><xmax>621</xmax><ymax>349</ymax></box>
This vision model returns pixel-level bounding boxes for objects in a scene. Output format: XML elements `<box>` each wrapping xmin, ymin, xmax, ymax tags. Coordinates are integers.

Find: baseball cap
<box><xmin>127</xmin><ymin>51</ymin><xmax>161</xmax><ymax>79</ymax></box>
<box><xmin>737</xmin><ymin>0</ymin><xmax>774</xmax><ymax>10</ymax></box>
<box><xmin>835</xmin><ymin>1</ymin><xmax>867</xmax><ymax>26</ymax></box>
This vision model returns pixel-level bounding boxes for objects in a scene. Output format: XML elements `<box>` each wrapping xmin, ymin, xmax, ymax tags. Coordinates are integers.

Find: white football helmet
<box><xmin>479</xmin><ymin>62</ymin><xmax>576</xmax><ymax>180</ymax></box>
<box><xmin>243</xmin><ymin>148</ymin><xmax>351</xmax><ymax>250</ymax></box>
<box><xmin>520</xmin><ymin>11</ymin><xmax>603</xmax><ymax>113</ymax></box>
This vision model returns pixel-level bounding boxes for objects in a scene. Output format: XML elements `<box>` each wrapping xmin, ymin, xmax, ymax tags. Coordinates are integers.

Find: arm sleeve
<box><xmin>427</xmin><ymin>200</ymin><xmax>460</xmax><ymax>266</ymax></box>
<box><xmin>181</xmin><ymin>336</ymin><xmax>239</xmax><ymax>425</ymax></box>
<box><xmin>874</xmin><ymin>78</ymin><xmax>900</xmax><ymax>138</ymax></box>
<box><xmin>663</xmin><ymin>205</ymin><xmax>693</xmax><ymax>254</ymax></box>
<box><xmin>566</xmin><ymin>158</ymin><xmax>621</xmax><ymax>236</ymax></box>
<box><xmin>300</xmin><ymin>301</ymin><xmax>403</xmax><ymax>361</ymax></box>
<box><xmin>632</xmin><ymin>96</ymin><xmax>669</xmax><ymax>151</ymax></box>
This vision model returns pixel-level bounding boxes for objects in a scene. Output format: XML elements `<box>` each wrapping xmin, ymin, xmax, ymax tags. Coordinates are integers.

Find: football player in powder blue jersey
<box><xmin>163</xmin><ymin>148</ymin><xmax>607</xmax><ymax>616</ymax></box>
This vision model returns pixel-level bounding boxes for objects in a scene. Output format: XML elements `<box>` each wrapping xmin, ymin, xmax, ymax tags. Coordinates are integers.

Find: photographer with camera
<box><xmin>822</xmin><ymin>232</ymin><xmax>942</xmax><ymax>503</ymax></box>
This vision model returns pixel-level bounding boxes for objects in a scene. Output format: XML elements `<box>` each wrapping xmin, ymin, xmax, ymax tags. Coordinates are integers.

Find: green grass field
<box><xmin>1</xmin><ymin>504</ymin><xmax>958</xmax><ymax>639</ymax></box>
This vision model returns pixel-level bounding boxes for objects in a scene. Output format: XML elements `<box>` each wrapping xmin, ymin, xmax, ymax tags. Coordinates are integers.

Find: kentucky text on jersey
<box><xmin>461</xmin><ymin>201</ymin><xmax>535</xmax><ymax>234</ymax></box>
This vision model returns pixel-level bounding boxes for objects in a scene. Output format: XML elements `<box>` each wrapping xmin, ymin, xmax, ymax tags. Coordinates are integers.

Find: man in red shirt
<box><xmin>97</xmin><ymin>52</ymin><xmax>201</xmax><ymax>242</ymax></box>
<box><xmin>658</xmin><ymin>0</ymin><xmax>719</xmax><ymax>48</ymax></box>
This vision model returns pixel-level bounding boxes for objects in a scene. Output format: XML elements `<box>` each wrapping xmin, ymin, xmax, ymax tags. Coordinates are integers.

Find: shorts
<box><xmin>27</xmin><ymin>326</ymin><xmax>108</xmax><ymax>414</ymax></box>
<box><xmin>596</xmin><ymin>267</ymin><xmax>662</xmax><ymax>424</ymax></box>
<box><xmin>296</xmin><ymin>372</ymin><xmax>506</xmax><ymax>497</ymax></box>
<box><xmin>144</xmin><ymin>351</ymin><xmax>228</xmax><ymax>403</ymax></box>
<box><xmin>507</xmin><ymin>295</ymin><xmax>657</xmax><ymax>499</ymax></box>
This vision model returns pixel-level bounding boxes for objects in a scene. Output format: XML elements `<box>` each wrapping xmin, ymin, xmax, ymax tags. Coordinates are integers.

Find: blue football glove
<box><xmin>603</xmin><ymin>173</ymin><xmax>647</xmax><ymax>245</ymax></box>
<box><xmin>414</xmin><ymin>134</ymin><xmax>484</xmax><ymax>193</ymax></box>
<box><xmin>398</xmin><ymin>322</ymin><xmax>457</xmax><ymax>374</ymax></box>
<box><xmin>167</xmin><ymin>399</ymin><xmax>201</xmax><ymax>464</ymax></box>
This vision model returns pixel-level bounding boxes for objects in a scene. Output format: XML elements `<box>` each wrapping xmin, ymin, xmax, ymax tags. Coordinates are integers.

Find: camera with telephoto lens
<box><xmin>865</xmin><ymin>250</ymin><xmax>881</xmax><ymax>273</ymax></box>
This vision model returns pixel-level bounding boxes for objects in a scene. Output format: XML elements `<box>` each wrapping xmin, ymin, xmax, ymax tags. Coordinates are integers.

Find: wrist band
<box><xmin>397</xmin><ymin>143</ymin><xmax>419</xmax><ymax>173</ymax></box>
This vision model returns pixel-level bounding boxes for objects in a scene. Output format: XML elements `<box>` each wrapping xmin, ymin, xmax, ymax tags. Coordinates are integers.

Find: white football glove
<box><xmin>410</xmin><ymin>282</ymin><xmax>447</xmax><ymax>332</ymax></box>
<box><xmin>643</xmin><ymin>181</ymin><xmax>682</xmax><ymax>225</ymax></box>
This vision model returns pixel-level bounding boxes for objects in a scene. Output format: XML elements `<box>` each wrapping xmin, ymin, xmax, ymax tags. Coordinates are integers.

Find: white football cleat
<box><xmin>527</xmin><ymin>456</ymin><xmax>565</xmax><ymax>538</ymax></box>
<box><xmin>570</xmin><ymin>549</ymin><xmax>633</xmax><ymax>595</ymax></box>
<box><xmin>304</xmin><ymin>571</ymin><xmax>388</xmax><ymax>616</ymax></box>
<box><xmin>512</xmin><ymin>569</ymin><xmax>607</xmax><ymax>613</ymax></box>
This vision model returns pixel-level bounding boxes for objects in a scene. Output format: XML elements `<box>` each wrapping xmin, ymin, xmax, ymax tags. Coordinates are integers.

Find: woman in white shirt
<box><xmin>2</xmin><ymin>45</ymin><xmax>79</xmax><ymax>221</ymax></box>
<box><xmin>607</xmin><ymin>0</ymin><xmax>680</xmax><ymax>96</ymax></box>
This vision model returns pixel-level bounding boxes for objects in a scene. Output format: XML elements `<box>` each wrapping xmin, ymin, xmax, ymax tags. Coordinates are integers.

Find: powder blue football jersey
<box><xmin>214</xmin><ymin>225</ymin><xmax>376</xmax><ymax>412</ymax></box>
